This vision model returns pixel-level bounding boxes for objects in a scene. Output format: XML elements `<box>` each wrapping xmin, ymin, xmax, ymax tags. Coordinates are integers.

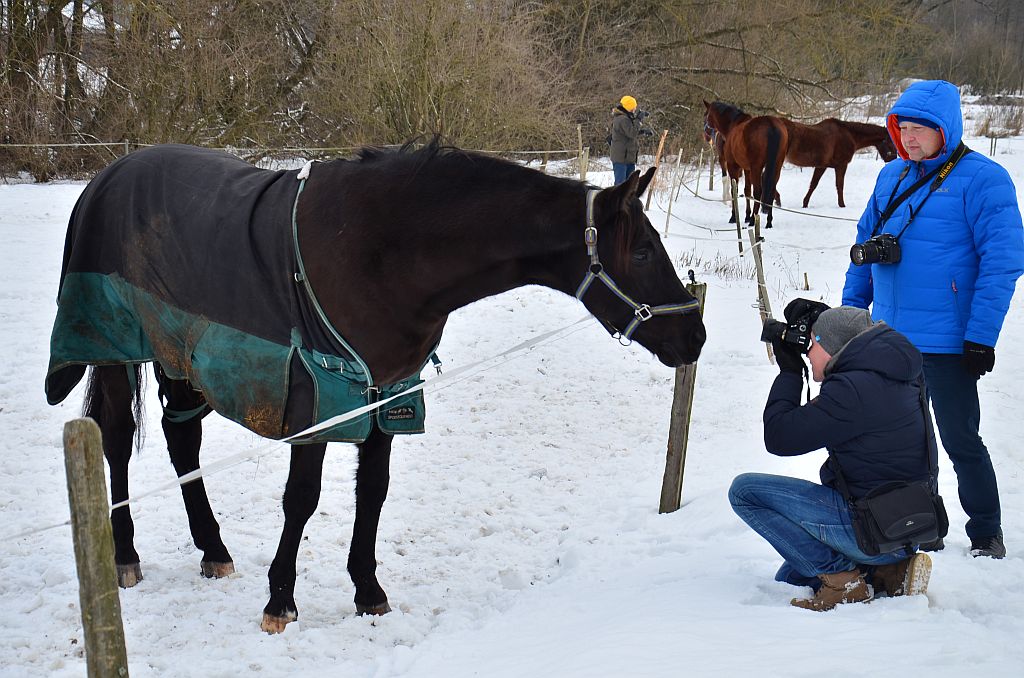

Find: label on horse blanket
<box><xmin>45</xmin><ymin>144</ymin><xmax>425</xmax><ymax>443</ymax></box>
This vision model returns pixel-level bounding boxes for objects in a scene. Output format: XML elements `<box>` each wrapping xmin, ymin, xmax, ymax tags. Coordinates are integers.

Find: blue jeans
<box><xmin>729</xmin><ymin>473</ymin><xmax>908</xmax><ymax>582</ymax></box>
<box><xmin>922</xmin><ymin>354</ymin><xmax>1000</xmax><ymax>538</ymax></box>
<box><xmin>612</xmin><ymin>162</ymin><xmax>635</xmax><ymax>185</ymax></box>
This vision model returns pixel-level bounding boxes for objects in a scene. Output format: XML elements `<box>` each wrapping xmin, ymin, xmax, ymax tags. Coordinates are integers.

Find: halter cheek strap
<box><xmin>574</xmin><ymin>189</ymin><xmax>700</xmax><ymax>343</ymax></box>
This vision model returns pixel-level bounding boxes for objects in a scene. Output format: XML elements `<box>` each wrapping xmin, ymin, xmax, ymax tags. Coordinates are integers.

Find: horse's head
<box><xmin>703</xmin><ymin>100</ymin><xmax>747</xmax><ymax>137</ymax></box>
<box><xmin>876</xmin><ymin>134</ymin><xmax>898</xmax><ymax>162</ymax></box>
<box><xmin>575</xmin><ymin>170</ymin><xmax>706</xmax><ymax>366</ymax></box>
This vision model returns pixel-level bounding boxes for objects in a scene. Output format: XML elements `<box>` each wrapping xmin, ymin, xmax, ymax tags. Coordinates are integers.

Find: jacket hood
<box><xmin>825</xmin><ymin>323</ymin><xmax>922</xmax><ymax>382</ymax></box>
<box><xmin>886</xmin><ymin>80</ymin><xmax>963</xmax><ymax>163</ymax></box>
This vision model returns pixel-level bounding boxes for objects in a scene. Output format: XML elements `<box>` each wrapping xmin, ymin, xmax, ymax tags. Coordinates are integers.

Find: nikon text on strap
<box><xmin>872</xmin><ymin>142</ymin><xmax>972</xmax><ymax>239</ymax></box>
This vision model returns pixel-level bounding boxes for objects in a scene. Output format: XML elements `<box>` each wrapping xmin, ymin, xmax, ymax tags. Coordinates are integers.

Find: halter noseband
<box><xmin>574</xmin><ymin>189</ymin><xmax>700</xmax><ymax>344</ymax></box>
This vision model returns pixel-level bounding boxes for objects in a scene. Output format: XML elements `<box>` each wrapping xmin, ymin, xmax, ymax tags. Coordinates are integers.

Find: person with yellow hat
<box><xmin>610</xmin><ymin>95</ymin><xmax>651</xmax><ymax>185</ymax></box>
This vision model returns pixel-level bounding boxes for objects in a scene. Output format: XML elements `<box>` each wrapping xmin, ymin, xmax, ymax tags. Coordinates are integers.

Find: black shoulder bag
<box><xmin>828</xmin><ymin>378</ymin><xmax>949</xmax><ymax>556</ymax></box>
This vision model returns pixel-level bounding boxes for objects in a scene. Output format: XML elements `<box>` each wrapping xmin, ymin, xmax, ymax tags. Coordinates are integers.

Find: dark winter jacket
<box><xmin>610</xmin><ymin>107</ymin><xmax>640</xmax><ymax>164</ymax></box>
<box><xmin>842</xmin><ymin>80</ymin><xmax>1024</xmax><ymax>353</ymax></box>
<box><xmin>763</xmin><ymin>323</ymin><xmax>936</xmax><ymax>499</ymax></box>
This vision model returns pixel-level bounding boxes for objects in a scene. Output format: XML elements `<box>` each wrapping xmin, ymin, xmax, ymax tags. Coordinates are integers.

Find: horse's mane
<box><xmin>710</xmin><ymin>101</ymin><xmax>748</xmax><ymax>124</ymax></box>
<box><xmin>354</xmin><ymin>137</ymin><xmax>581</xmax><ymax>192</ymax></box>
<box><xmin>354</xmin><ymin>137</ymin><xmax>640</xmax><ymax>270</ymax></box>
<box><xmin>831</xmin><ymin>119</ymin><xmax>887</xmax><ymax>136</ymax></box>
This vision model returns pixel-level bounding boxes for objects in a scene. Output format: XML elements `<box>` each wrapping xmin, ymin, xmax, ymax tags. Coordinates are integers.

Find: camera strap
<box><xmin>871</xmin><ymin>142</ymin><xmax>971</xmax><ymax>239</ymax></box>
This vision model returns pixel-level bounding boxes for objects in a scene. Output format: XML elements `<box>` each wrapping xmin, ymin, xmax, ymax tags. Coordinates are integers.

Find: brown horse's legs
<box><xmin>803</xmin><ymin>167</ymin><xmax>828</xmax><ymax>208</ymax></box>
<box><xmin>155</xmin><ymin>367</ymin><xmax>233</xmax><ymax>577</ymax></box>
<box><xmin>86</xmin><ymin>366</ymin><xmax>143</xmax><ymax>588</ymax></box>
<box><xmin>835</xmin><ymin>165</ymin><xmax>848</xmax><ymax>208</ymax></box>
<box><xmin>262</xmin><ymin>442</ymin><xmax>327</xmax><ymax>633</ymax></box>
<box><xmin>349</xmin><ymin>426</ymin><xmax>394</xmax><ymax>615</ymax></box>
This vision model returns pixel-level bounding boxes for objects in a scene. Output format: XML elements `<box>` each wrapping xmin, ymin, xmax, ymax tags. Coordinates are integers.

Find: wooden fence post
<box><xmin>731</xmin><ymin>179</ymin><xmax>743</xmax><ymax>255</ymax></box>
<box><xmin>660</xmin><ymin>279</ymin><xmax>707</xmax><ymax>514</ymax></box>
<box><xmin>748</xmin><ymin>226</ymin><xmax>774</xmax><ymax>363</ymax></box>
<box><xmin>708</xmin><ymin>142</ymin><xmax>716</xmax><ymax>192</ymax></box>
<box><xmin>694</xmin><ymin>147</ymin><xmax>704</xmax><ymax>199</ymax></box>
<box><xmin>644</xmin><ymin>130</ymin><xmax>669</xmax><ymax>211</ymax></box>
<box><xmin>664</xmin><ymin>149</ymin><xmax>684</xmax><ymax>237</ymax></box>
<box><xmin>580</xmin><ymin>146</ymin><xmax>590</xmax><ymax>182</ymax></box>
<box><xmin>577</xmin><ymin>125</ymin><xmax>585</xmax><ymax>180</ymax></box>
<box><xmin>64</xmin><ymin>418</ymin><xmax>129</xmax><ymax>678</ymax></box>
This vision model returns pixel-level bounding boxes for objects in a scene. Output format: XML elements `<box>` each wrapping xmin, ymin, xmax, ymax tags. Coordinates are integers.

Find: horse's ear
<box><xmin>636</xmin><ymin>167</ymin><xmax>656</xmax><ymax>198</ymax></box>
<box><xmin>597</xmin><ymin>171</ymin><xmax>641</xmax><ymax>216</ymax></box>
<box><xmin>703</xmin><ymin>99</ymin><xmax>710</xmax><ymax>110</ymax></box>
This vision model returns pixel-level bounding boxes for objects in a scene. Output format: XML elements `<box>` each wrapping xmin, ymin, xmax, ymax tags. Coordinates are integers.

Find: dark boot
<box><xmin>791</xmin><ymin>569</ymin><xmax>872</xmax><ymax>612</ymax></box>
<box><xmin>970</xmin><ymin>533</ymin><xmax>1006</xmax><ymax>559</ymax></box>
<box><xmin>873</xmin><ymin>552</ymin><xmax>931</xmax><ymax>597</ymax></box>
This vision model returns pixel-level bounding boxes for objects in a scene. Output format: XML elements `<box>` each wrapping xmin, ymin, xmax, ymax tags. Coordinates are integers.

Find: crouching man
<box><xmin>730</xmin><ymin>304</ymin><xmax>934</xmax><ymax>611</ymax></box>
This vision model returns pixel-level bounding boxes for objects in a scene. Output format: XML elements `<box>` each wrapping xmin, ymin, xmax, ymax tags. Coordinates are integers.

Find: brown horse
<box><xmin>703</xmin><ymin>101</ymin><xmax>785</xmax><ymax>226</ymax></box>
<box><xmin>784</xmin><ymin>118</ymin><xmax>897</xmax><ymax>208</ymax></box>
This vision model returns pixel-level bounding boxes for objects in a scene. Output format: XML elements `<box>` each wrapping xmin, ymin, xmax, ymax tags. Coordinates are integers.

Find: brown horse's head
<box><xmin>703</xmin><ymin>100</ymin><xmax>749</xmax><ymax>137</ymax></box>
<box><xmin>579</xmin><ymin>170</ymin><xmax>706</xmax><ymax>366</ymax></box>
<box><xmin>876</xmin><ymin>134</ymin><xmax>898</xmax><ymax>162</ymax></box>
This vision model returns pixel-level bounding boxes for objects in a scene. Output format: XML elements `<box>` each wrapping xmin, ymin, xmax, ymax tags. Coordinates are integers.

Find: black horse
<box><xmin>45</xmin><ymin>141</ymin><xmax>706</xmax><ymax>633</ymax></box>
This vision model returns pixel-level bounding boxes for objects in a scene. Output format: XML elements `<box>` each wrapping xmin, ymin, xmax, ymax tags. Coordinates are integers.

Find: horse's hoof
<box><xmin>260</xmin><ymin>610</ymin><xmax>297</xmax><ymax>634</ymax></box>
<box><xmin>201</xmin><ymin>560</ymin><xmax>236</xmax><ymax>578</ymax></box>
<box><xmin>355</xmin><ymin>601</ymin><xmax>391</xmax><ymax>616</ymax></box>
<box><xmin>117</xmin><ymin>563</ymin><xmax>143</xmax><ymax>588</ymax></box>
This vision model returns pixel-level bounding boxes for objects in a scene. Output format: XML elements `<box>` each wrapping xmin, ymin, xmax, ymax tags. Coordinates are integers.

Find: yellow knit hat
<box><xmin>619</xmin><ymin>95</ymin><xmax>637</xmax><ymax>112</ymax></box>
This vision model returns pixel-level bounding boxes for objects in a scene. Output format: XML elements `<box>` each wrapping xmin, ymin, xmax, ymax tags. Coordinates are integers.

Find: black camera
<box><xmin>850</xmin><ymin>233</ymin><xmax>901</xmax><ymax>266</ymax></box>
<box><xmin>760</xmin><ymin>317</ymin><xmax>813</xmax><ymax>353</ymax></box>
<box><xmin>760</xmin><ymin>298</ymin><xmax>830</xmax><ymax>353</ymax></box>
<box><xmin>636</xmin><ymin>109</ymin><xmax>650</xmax><ymax>121</ymax></box>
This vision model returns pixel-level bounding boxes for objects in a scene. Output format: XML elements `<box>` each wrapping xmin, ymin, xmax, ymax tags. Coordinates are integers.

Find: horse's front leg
<box><xmin>350</xmin><ymin>425</ymin><xmax>394</xmax><ymax>615</ymax></box>
<box><xmin>262</xmin><ymin>442</ymin><xmax>327</xmax><ymax>633</ymax></box>
<box><xmin>802</xmin><ymin>167</ymin><xmax>827</xmax><ymax>208</ymax></box>
<box><xmin>155</xmin><ymin>366</ymin><xmax>233</xmax><ymax>578</ymax></box>
<box><xmin>85</xmin><ymin>366</ymin><xmax>143</xmax><ymax>588</ymax></box>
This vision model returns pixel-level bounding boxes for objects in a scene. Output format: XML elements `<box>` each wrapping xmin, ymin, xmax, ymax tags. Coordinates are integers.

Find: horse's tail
<box><xmin>82</xmin><ymin>365</ymin><xmax>147</xmax><ymax>453</ymax></box>
<box><xmin>761</xmin><ymin>124</ymin><xmax>783</xmax><ymax>214</ymax></box>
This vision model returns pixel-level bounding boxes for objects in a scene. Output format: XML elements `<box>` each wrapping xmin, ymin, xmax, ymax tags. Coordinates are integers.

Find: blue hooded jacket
<box><xmin>842</xmin><ymin>80</ymin><xmax>1024</xmax><ymax>352</ymax></box>
<box><xmin>763</xmin><ymin>323</ymin><xmax>935</xmax><ymax>499</ymax></box>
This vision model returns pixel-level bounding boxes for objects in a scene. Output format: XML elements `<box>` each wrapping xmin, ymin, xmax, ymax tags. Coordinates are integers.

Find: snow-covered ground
<box><xmin>2</xmin><ymin>132</ymin><xmax>1023</xmax><ymax>677</ymax></box>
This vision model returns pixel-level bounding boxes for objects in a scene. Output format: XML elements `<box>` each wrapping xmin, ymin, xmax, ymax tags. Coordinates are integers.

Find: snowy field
<box><xmin>1</xmin><ymin>131</ymin><xmax>1023</xmax><ymax>677</ymax></box>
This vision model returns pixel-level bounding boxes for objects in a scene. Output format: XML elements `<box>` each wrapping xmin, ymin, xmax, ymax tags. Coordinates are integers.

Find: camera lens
<box><xmin>850</xmin><ymin>244</ymin><xmax>867</xmax><ymax>266</ymax></box>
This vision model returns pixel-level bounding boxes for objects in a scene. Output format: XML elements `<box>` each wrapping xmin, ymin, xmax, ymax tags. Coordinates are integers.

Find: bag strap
<box><xmin>872</xmin><ymin>142</ymin><xmax>971</xmax><ymax>239</ymax></box>
<box><xmin>827</xmin><ymin>374</ymin><xmax>938</xmax><ymax>502</ymax></box>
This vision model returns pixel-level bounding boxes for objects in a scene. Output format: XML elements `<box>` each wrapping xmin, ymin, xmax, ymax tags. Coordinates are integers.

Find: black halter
<box><xmin>574</xmin><ymin>190</ymin><xmax>700</xmax><ymax>344</ymax></box>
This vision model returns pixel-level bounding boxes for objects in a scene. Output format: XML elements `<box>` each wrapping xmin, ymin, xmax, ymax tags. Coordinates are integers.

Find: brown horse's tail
<box><xmin>761</xmin><ymin>124</ymin><xmax>783</xmax><ymax>214</ymax></box>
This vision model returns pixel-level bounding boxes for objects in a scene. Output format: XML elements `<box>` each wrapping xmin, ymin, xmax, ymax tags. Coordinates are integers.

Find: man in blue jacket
<box><xmin>731</xmin><ymin>306</ymin><xmax>934</xmax><ymax>611</ymax></box>
<box><xmin>843</xmin><ymin>80</ymin><xmax>1024</xmax><ymax>558</ymax></box>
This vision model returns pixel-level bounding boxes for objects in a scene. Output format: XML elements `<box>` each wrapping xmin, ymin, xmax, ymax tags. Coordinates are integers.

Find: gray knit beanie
<box><xmin>812</xmin><ymin>306</ymin><xmax>874</xmax><ymax>355</ymax></box>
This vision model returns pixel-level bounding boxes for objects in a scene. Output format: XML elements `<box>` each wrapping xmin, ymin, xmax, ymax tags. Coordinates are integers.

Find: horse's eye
<box><xmin>632</xmin><ymin>247</ymin><xmax>652</xmax><ymax>264</ymax></box>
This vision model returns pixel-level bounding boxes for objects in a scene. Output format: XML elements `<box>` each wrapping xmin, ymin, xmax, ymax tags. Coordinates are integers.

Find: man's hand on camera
<box><xmin>962</xmin><ymin>340</ymin><xmax>995</xmax><ymax>377</ymax></box>
<box><xmin>771</xmin><ymin>337</ymin><xmax>805</xmax><ymax>374</ymax></box>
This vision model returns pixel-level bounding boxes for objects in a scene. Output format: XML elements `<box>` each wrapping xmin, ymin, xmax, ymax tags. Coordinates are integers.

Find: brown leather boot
<box><xmin>791</xmin><ymin>569</ymin><xmax>872</xmax><ymax>611</ymax></box>
<box><xmin>873</xmin><ymin>553</ymin><xmax>931</xmax><ymax>597</ymax></box>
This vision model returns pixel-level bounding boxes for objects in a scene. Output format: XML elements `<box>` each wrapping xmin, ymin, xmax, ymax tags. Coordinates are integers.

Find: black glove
<box><xmin>771</xmin><ymin>337</ymin><xmax>805</xmax><ymax>374</ymax></box>
<box><xmin>784</xmin><ymin>298</ymin><xmax>830</xmax><ymax>327</ymax></box>
<box><xmin>962</xmin><ymin>340</ymin><xmax>995</xmax><ymax>377</ymax></box>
